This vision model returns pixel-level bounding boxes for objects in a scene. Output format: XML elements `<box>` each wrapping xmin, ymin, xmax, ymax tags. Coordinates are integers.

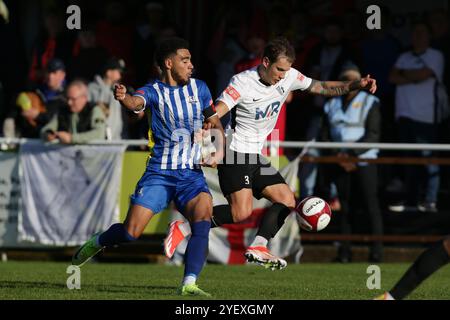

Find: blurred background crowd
<box><xmin>0</xmin><ymin>0</ymin><xmax>449</xmax><ymax>142</ymax></box>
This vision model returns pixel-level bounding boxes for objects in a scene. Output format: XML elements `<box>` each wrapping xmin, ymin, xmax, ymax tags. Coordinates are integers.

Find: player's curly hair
<box><xmin>154</xmin><ymin>37</ymin><xmax>190</xmax><ymax>69</ymax></box>
<box><xmin>263</xmin><ymin>37</ymin><xmax>295</xmax><ymax>63</ymax></box>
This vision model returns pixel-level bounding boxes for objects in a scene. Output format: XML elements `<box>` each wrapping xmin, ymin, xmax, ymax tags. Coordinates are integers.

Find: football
<box><xmin>296</xmin><ymin>196</ymin><xmax>332</xmax><ymax>232</ymax></box>
<box><xmin>201</xmin><ymin>130</ymin><xmax>216</xmax><ymax>161</ymax></box>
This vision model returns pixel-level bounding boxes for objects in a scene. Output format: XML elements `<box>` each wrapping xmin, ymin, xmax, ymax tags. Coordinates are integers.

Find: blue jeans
<box><xmin>299</xmin><ymin>114</ymin><xmax>338</xmax><ymax>199</ymax></box>
<box><xmin>299</xmin><ymin>113</ymin><xmax>322</xmax><ymax>199</ymax></box>
<box><xmin>398</xmin><ymin>117</ymin><xmax>440</xmax><ymax>204</ymax></box>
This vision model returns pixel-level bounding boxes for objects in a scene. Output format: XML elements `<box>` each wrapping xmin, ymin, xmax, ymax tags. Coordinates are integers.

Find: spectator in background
<box><xmin>306</xmin><ymin>18</ymin><xmax>359</xmax><ymax>89</ymax></box>
<box><xmin>300</xmin><ymin>18</ymin><xmax>356</xmax><ymax>206</ymax></box>
<box><xmin>33</xmin><ymin>58</ymin><xmax>67</xmax><ymax>130</ymax></box>
<box><xmin>427</xmin><ymin>9</ymin><xmax>450</xmax><ymax>140</ymax></box>
<box><xmin>88</xmin><ymin>57</ymin><xmax>126</xmax><ymax>140</ymax></box>
<box><xmin>322</xmin><ymin>63</ymin><xmax>383</xmax><ymax>263</ymax></box>
<box><xmin>41</xmin><ymin>80</ymin><xmax>106</xmax><ymax>144</ymax></box>
<box><xmin>96</xmin><ymin>1</ymin><xmax>133</xmax><ymax>83</ymax></box>
<box><xmin>28</xmin><ymin>9</ymin><xmax>75</xmax><ymax>84</ymax></box>
<box><xmin>69</xmin><ymin>25</ymin><xmax>109</xmax><ymax>82</ymax></box>
<box><xmin>266</xmin><ymin>2</ymin><xmax>294</xmax><ymax>40</ymax></box>
<box><xmin>285</xmin><ymin>10</ymin><xmax>320</xmax><ymax>153</ymax></box>
<box><xmin>3</xmin><ymin>91</ymin><xmax>46</xmax><ymax>139</ymax></box>
<box><xmin>133</xmin><ymin>2</ymin><xmax>165</xmax><ymax>85</ymax></box>
<box><xmin>234</xmin><ymin>35</ymin><xmax>266</xmax><ymax>74</ymax></box>
<box><xmin>360</xmin><ymin>6</ymin><xmax>400</xmax><ymax>132</ymax></box>
<box><xmin>36</xmin><ymin>58</ymin><xmax>66</xmax><ymax>104</ymax></box>
<box><xmin>2</xmin><ymin>58</ymin><xmax>66</xmax><ymax>138</ymax></box>
<box><xmin>360</xmin><ymin>6</ymin><xmax>401</xmax><ymax>194</ymax></box>
<box><xmin>388</xmin><ymin>21</ymin><xmax>444</xmax><ymax>213</ymax></box>
<box><xmin>428</xmin><ymin>9</ymin><xmax>450</xmax><ymax>54</ymax></box>
<box><xmin>0</xmin><ymin>0</ymin><xmax>28</xmax><ymax>130</ymax></box>
<box><xmin>209</xmin><ymin>7</ymin><xmax>252</xmax><ymax>95</ymax></box>
<box><xmin>428</xmin><ymin>10</ymin><xmax>450</xmax><ymax>86</ymax></box>
<box><xmin>341</xmin><ymin>9</ymin><xmax>364</xmax><ymax>54</ymax></box>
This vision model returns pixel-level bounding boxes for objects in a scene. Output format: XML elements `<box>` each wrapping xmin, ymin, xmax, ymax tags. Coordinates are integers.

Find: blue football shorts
<box><xmin>130</xmin><ymin>167</ymin><xmax>211</xmax><ymax>214</ymax></box>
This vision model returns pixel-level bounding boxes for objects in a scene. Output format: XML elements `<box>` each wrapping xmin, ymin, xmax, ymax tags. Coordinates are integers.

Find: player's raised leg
<box><xmin>245</xmin><ymin>183</ymin><xmax>295</xmax><ymax>270</ymax></box>
<box><xmin>210</xmin><ymin>183</ymin><xmax>289</xmax><ymax>270</ymax></box>
<box><xmin>177</xmin><ymin>191</ymin><xmax>213</xmax><ymax>296</ymax></box>
<box><xmin>72</xmin><ymin>204</ymin><xmax>153</xmax><ymax>266</ymax></box>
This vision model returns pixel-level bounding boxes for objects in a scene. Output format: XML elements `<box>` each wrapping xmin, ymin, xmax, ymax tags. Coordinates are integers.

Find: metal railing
<box><xmin>2</xmin><ymin>138</ymin><xmax>450</xmax><ymax>151</ymax></box>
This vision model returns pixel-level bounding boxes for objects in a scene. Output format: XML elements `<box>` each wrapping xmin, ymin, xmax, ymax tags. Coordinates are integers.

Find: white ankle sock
<box><xmin>182</xmin><ymin>274</ymin><xmax>197</xmax><ymax>286</ymax></box>
<box><xmin>250</xmin><ymin>236</ymin><xmax>268</xmax><ymax>248</ymax></box>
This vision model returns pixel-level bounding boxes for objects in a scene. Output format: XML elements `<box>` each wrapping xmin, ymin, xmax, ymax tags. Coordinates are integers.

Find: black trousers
<box><xmin>329</xmin><ymin>164</ymin><xmax>384</xmax><ymax>260</ymax></box>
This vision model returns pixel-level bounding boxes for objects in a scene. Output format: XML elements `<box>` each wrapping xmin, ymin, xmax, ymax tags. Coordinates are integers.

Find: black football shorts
<box><xmin>217</xmin><ymin>151</ymin><xmax>286</xmax><ymax>199</ymax></box>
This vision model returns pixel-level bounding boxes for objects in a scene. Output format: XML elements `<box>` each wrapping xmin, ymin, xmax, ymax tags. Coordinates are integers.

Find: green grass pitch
<box><xmin>0</xmin><ymin>261</ymin><xmax>449</xmax><ymax>300</ymax></box>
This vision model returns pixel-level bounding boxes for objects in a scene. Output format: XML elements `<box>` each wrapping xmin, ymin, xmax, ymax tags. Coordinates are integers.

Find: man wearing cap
<box><xmin>2</xmin><ymin>58</ymin><xmax>66</xmax><ymax>139</ymax></box>
<box><xmin>37</xmin><ymin>58</ymin><xmax>67</xmax><ymax>104</ymax></box>
<box><xmin>88</xmin><ymin>58</ymin><xmax>126</xmax><ymax>140</ymax></box>
<box><xmin>40</xmin><ymin>80</ymin><xmax>106</xmax><ymax>144</ymax></box>
<box><xmin>321</xmin><ymin>62</ymin><xmax>383</xmax><ymax>263</ymax></box>
<box><xmin>31</xmin><ymin>58</ymin><xmax>67</xmax><ymax>130</ymax></box>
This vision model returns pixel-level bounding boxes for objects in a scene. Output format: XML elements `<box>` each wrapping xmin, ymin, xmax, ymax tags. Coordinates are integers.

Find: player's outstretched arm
<box><xmin>214</xmin><ymin>101</ymin><xmax>231</xmax><ymax>119</ymax></box>
<box><xmin>113</xmin><ymin>84</ymin><xmax>145</xmax><ymax>112</ymax></box>
<box><xmin>307</xmin><ymin>74</ymin><xmax>377</xmax><ymax>97</ymax></box>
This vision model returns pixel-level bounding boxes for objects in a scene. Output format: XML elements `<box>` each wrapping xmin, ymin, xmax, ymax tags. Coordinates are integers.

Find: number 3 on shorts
<box><xmin>244</xmin><ymin>175</ymin><xmax>250</xmax><ymax>185</ymax></box>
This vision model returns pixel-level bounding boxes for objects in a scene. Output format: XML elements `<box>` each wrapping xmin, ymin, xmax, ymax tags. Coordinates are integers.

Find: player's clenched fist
<box><xmin>359</xmin><ymin>74</ymin><xmax>377</xmax><ymax>94</ymax></box>
<box><xmin>114</xmin><ymin>84</ymin><xmax>127</xmax><ymax>101</ymax></box>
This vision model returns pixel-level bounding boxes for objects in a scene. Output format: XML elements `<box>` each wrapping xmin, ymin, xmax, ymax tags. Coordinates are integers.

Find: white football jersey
<box><xmin>217</xmin><ymin>66</ymin><xmax>312</xmax><ymax>154</ymax></box>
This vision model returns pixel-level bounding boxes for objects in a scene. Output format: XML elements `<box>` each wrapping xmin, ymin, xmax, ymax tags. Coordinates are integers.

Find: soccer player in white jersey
<box><xmin>166</xmin><ymin>37</ymin><xmax>376</xmax><ymax>270</ymax></box>
<box><xmin>72</xmin><ymin>37</ymin><xmax>224</xmax><ymax>296</ymax></box>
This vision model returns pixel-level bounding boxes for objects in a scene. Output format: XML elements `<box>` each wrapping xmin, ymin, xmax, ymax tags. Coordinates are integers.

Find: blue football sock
<box><xmin>184</xmin><ymin>221</ymin><xmax>211</xmax><ymax>279</ymax></box>
<box><xmin>98</xmin><ymin>223</ymin><xmax>136</xmax><ymax>247</ymax></box>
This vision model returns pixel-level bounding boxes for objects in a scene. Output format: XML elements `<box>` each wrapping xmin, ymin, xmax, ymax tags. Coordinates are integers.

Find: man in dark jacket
<box><xmin>41</xmin><ymin>80</ymin><xmax>106</xmax><ymax>144</ymax></box>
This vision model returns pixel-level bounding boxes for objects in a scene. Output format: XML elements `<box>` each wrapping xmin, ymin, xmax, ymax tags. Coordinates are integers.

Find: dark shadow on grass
<box><xmin>0</xmin><ymin>280</ymin><xmax>177</xmax><ymax>295</ymax></box>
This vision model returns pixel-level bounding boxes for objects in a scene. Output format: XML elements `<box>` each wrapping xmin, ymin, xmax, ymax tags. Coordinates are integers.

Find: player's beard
<box><xmin>173</xmin><ymin>71</ymin><xmax>190</xmax><ymax>86</ymax></box>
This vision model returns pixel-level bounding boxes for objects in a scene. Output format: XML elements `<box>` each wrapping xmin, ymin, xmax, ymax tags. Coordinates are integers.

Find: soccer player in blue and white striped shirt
<box><xmin>72</xmin><ymin>37</ymin><xmax>224</xmax><ymax>297</ymax></box>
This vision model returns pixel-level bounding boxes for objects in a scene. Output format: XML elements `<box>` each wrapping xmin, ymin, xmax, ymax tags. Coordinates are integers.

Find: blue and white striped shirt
<box><xmin>134</xmin><ymin>78</ymin><xmax>213</xmax><ymax>170</ymax></box>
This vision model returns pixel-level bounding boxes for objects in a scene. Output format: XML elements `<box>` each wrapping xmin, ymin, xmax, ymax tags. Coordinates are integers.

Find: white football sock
<box><xmin>182</xmin><ymin>274</ymin><xmax>197</xmax><ymax>286</ymax></box>
<box><xmin>250</xmin><ymin>236</ymin><xmax>268</xmax><ymax>248</ymax></box>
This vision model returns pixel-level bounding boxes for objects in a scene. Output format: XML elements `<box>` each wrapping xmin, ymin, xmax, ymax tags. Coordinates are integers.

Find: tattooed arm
<box><xmin>307</xmin><ymin>74</ymin><xmax>377</xmax><ymax>97</ymax></box>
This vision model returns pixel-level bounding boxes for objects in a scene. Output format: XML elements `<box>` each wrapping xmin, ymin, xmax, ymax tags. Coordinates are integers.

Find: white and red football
<box><xmin>296</xmin><ymin>196</ymin><xmax>332</xmax><ymax>232</ymax></box>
